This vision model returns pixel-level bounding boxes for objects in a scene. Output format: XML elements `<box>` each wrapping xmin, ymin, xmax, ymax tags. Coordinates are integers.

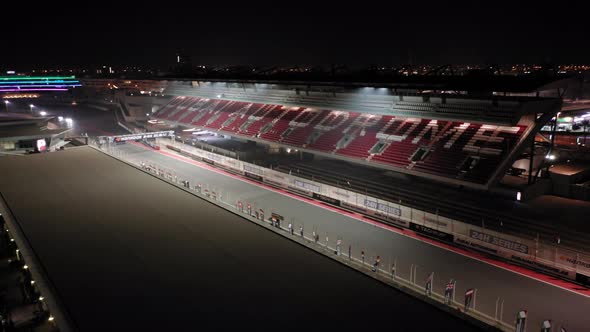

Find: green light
<box><xmin>0</xmin><ymin>80</ymin><xmax>79</xmax><ymax>85</ymax></box>
<box><xmin>0</xmin><ymin>76</ymin><xmax>76</xmax><ymax>81</ymax></box>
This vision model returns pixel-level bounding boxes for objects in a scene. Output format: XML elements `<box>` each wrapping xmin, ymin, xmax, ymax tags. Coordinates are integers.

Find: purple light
<box><xmin>0</xmin><ymin>85</ymin><xmax>81</xmax><ymax>89</ymax></box>
<box><xmin>0</xmin><ymin>88</ymin><xmax>69</xmax><ymax>92</ymax></box>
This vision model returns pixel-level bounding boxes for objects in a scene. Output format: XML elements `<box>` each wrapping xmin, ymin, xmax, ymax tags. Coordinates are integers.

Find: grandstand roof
<box><xmin>0</xmin><ymin>112</ymin><xmax>50</xmax><ymax>126</ymax></box>
<box><xmin>0</xmin><ymin>126</ymin><xmax>67</xmax><ymax>140</ymax></box>
<box><xmin>164</xmin><ymin>71</ymin><xmax>574</xmax><ymax>94</ymax></box>
<box><xmin>0</xmin><ymin>146</ymin><xmax>480</xmax><ymax>332</ymax></box>
<box><xmin>0</xmin><ymin>114</ymin><xmax>68</xmax><ymax>140</ymax></box>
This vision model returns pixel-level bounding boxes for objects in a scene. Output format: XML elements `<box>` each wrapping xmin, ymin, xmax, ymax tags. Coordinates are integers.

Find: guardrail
<box><xmin>0</xmin><ymin>194</ymin><xmax>77</xmax><ymax>332</ymax></box>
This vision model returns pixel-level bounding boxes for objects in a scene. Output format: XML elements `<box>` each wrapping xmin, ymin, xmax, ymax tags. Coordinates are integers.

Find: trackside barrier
<box><xmin>91</xmin><ymin>141</ymin><xmax>574</xmax><ymax>332</ymax></box>
<box><xmin>0</xmin><ymin>195</ymin><xmax>76</xmax><ymax>332</ymax></box>
<box><xmin>153</xmin><ymin>138</ymin><xmax>590</xmax><ymax>284</ymax></box>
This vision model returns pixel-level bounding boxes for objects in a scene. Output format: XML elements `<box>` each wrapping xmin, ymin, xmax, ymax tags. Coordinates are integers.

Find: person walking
<box><xmin>336</xmin><ymin>239</ymin><xmax>342</xmax><ymax>255</ymax></box>
<box><xmin>361</xmin><ymin>250</ymin><xmax>365</xmax><ymax>265</ymax></box>
<box><xmin>348</xmin><ymin>245</ymin><xmax>351</xmax><ymax>261</ymax></box>
<box><xmin>313</xmin><ymin>231</ymin><xmax>317</xmax><ymax>243</ymax></box>
<box><xmin>288</xmin><ymin>223</ymin><xmax>293</xmax><ymax>235</ymax></box>
<box><xmin>299</xmin><ymin>225</ymin><xmax>303</xmax><ymax>237</ymax></box>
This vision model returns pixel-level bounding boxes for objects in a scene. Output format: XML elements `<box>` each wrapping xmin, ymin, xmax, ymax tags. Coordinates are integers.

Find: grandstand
<box><xmin>151</xmin><ymin>81</ymin><xmax>561</xmax><ymax>189</ymax></box>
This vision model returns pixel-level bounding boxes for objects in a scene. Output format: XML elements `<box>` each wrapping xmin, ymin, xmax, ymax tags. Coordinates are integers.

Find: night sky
<box><xmin>1</xmin><ymin>2</ymin><xmax>589</xmax><ymax>69</ymax></box>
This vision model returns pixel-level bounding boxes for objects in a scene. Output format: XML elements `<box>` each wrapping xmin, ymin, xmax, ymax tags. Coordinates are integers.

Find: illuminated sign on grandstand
<box><xmin>0</xmin><ymin>76</ymin><xmax>82</xmax><ymax>92</ymax></box>
<box><xmin>111</xmin><ymin>131</ymin><xmax>174</xmax><ymax>142</ymax></box>
<box><xmin>243</xmin><ymin>164</ymin><xmax>263</xmax><ymax>175</ymax></box>
<box><xmin>365</xmin><ymin>199</ymin><xmax>402</xmax><ymax>216</ymax></box>
<box><xmin>469</xmin><ymin>230</ymin><xmax>529</xmax><ymax>254</ymax></box>
<box><xmin>364</xmin><ymin>199</ymin><xmax>401</xmax><ymax>216</ymax></box>
<box><xmin>294</xmin><ymin>179</ymin><xmax>320</xmax><ymax>192</ymax></box>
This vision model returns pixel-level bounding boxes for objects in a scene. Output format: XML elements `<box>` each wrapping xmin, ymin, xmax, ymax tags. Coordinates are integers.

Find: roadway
<box><xmin>0</xmin><ymin>147</ymin><xmax>485</xmax><ymax>332</ymax></box>
<box><xmin>115</xmin><ymin>141</ymin><xmax>590</xmax><ymax>331</ymax></box>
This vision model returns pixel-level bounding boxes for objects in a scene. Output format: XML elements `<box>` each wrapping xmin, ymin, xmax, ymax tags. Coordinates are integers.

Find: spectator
<box><xmin>372</xmin><ymin>255</ymin><xmax>380</xmax><ymax>272</ymax></box>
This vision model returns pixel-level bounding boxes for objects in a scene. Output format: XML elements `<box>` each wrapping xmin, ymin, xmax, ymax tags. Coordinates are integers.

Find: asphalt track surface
<box><xmin>0</xmin><ymin>147</ymin><xmax>485</xmax><ymax>332</ymax></box>
<box><xmin>115</xmin><ymin>142</ymin><xmax>590</xmax><ymax>331</ymax></box>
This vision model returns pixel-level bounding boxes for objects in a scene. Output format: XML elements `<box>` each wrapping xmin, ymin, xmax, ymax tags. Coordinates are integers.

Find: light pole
<box><xmin>3</xmin><ymin>100</ymin><xmax>9</xmax><ymax>112</ymax></box>
<box><xmin>29</xmin><ymin>104</ymin><xmax>35</xmax><ymax>114</ymax></box>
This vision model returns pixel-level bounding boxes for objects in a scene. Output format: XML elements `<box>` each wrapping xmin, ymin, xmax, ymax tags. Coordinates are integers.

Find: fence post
<box><xmin>494</xmin><ymin>297</ymin><xmax>499</xmax><ymax>320</ymax></box>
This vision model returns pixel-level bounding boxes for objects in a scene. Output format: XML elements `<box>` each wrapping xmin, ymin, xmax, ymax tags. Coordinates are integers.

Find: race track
<box><xmin>116</xmin><ymin>142</ymin><xmax>590</xmax><ymax>331</ymax></box>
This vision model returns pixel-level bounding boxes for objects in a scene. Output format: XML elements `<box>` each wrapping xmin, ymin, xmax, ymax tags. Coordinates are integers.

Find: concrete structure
<box><xmin>0</xmin><ymin>113</ymin><xmax>69</xmax><ymax>153</ymax></box>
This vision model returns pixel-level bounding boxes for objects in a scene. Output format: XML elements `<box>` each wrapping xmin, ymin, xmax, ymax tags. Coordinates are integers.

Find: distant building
<box><xmin>172</xmin><ymin>49</ymin><xmax>192</xmax><ymax>74</ymax></box>
<box><xmin>0</xmin><ymin>113</ymin><xmax>70</xmax><ymax>153</ymax></box>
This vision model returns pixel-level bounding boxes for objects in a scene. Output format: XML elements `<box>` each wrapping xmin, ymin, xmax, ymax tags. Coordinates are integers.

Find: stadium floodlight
<box><xmin>39</xmin><ymin>111</ymin><xmax>47</xmax><ymax>116</ymax></box>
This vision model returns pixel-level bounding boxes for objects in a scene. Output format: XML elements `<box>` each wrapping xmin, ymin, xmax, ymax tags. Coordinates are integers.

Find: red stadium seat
<box><xmin>154</xmin><ymin>97</ymin><xmax>528</xmax><ymax>185</ymax></box>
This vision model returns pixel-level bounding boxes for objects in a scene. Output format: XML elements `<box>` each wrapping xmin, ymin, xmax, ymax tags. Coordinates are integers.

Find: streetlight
<box><xmin>29</xmin><ymin>104</ymin><xmax>35</xmax><ymax>114</ymax></box>
<box><xmin>3</xmin><ymin>100</ymin><xmax>9</xmax><ymax>112</ymax></box>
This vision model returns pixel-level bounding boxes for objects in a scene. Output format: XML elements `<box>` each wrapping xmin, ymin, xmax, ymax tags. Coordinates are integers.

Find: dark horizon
<box><xmin>1</xmin><ymin>3</ymin><xmax>589</xmax><ymax>69</ymax></box>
